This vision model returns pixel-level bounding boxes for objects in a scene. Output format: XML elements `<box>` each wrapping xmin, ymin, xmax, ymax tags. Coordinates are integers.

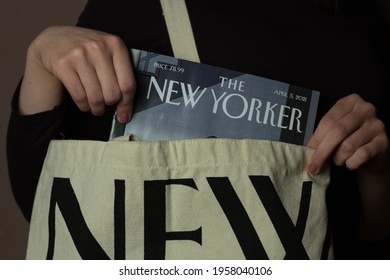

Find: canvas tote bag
<box><xmin>26</xmin><ymin>0</ymin><xmax>333</xmax><ymax>260</ymax></box>
<box><xmin>26</xmin><ymin>137</ymin><xmax>332</xmax><ymax>260</ymax></box>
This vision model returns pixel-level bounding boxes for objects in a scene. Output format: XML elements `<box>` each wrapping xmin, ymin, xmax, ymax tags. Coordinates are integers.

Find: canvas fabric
<box><xmin>26</xmin><ymin>137</ymin><xmax>332</xmax><ymax>259</ymax></box>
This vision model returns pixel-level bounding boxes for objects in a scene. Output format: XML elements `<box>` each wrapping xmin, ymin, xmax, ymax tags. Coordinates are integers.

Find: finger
<box><xmin>345</xmin><ymin>125</ymin><xmax>388</xmax><ymax>171</ymax></box>
<box><xmin>345</xmin><ymin>136</ymin><xmax>387</xmax><ymax>171</ymax></box>
<box><xmin>332</xmin><ymin>120</ymin><xmax>383</xmax><ymax>167</ymax></box>
<box><xmin>57</xmin><ymin>67</ymin><xmax>90</xmax><ymax>112</ymax></box>
<box><xmin>75</xmin><ymin>59</ymin><xmax>105</xmax><ymax>116</ymax></box>
<box><xmin>85</xmin><ymin>36</ymin><xmax>124</xmax><ymax>107</ymax></box>
<box><xmin>112</xmin><ymin>44</ymin><xmax>136</xmax><ymax>123</ymax></box>
<box><xmin>307</xmin><ymin>95</ymin><xmax>356</xmax><ymax>150</ymax></box>
<box><xmin>308</xmin><ymin>109</ymin><xmax>364</xmax><ymax>174</ymax></box>
<box><xmin>93</xmin><ymin>54</ymin><xmax>122</xmax><ymax>106</ymax></box>
<box><xmin>116</xmin><ymin>89</ymin><xmax>135</xmax><ymax>124</ymax></box>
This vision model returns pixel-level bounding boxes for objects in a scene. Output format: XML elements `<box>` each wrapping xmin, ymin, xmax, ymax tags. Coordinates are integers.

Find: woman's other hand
<box><xmin>307</xmin><ymin>93</ymin><xmax>390</xmax><ymax>238</ymax></box>
<box><xmin>307</xmin><ymin>93</ymin><xmax>388</xmax><ymax>174</ymax></box>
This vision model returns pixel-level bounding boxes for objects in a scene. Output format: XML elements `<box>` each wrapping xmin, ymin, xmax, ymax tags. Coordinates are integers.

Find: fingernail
<box><xmin>118</xmin><ymin>113</ymin><xmax>130</xmax><ymax>124</ymax></box>
<box><xmin>307</xmin><ymin>163</ymin><xmax>319</xmax><ymax>174</ymax></box>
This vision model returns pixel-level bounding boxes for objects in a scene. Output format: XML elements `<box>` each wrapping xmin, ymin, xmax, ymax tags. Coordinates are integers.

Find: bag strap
<box><xmin>160</xmin><ymin>0</ymin><xmax>201</xmax><ymax>62</ymax></box>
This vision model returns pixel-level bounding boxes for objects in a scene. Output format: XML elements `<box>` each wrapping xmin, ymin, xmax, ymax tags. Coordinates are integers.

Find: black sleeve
<box><xmin>6</xmin><ymin>81</ymin><xmax>65</xmax><ymax>221</ymax></box>
<box><xmin>7</xmin><ymin>76</ymin><xmax>116</xmax><ymax>221</ymax></box>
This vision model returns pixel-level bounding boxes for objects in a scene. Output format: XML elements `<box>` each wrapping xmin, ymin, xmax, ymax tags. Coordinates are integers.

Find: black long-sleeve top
<box><xmin>7</xmin><ymin>0</ymin><xmax>390</xmax><ymax>259</ymax></box>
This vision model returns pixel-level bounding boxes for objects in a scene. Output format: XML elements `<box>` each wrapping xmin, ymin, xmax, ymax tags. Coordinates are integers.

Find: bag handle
<box><xmin>160</xmin><ymin>0</ymin><xmax>201</xmax><ymax>62</ymax></box>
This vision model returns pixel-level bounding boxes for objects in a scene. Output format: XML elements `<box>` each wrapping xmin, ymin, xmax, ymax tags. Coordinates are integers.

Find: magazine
<box><xmin>110</xmin><ymin>49</ymin><xmax>320</xmax><ymax>146</ymax></box>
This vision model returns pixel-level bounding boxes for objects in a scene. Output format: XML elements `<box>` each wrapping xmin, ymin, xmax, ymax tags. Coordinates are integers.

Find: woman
<box><xmin>7</xmin><ymin>0</ymin><xmax>390</xmax><ymax>258</ymax></box>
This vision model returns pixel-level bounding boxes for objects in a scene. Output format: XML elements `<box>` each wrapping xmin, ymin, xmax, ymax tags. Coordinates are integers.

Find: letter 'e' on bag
<box><xmin>26</xmin><ymin>137</ymin><xmax>333</xmax><ymax>260</ymax></box>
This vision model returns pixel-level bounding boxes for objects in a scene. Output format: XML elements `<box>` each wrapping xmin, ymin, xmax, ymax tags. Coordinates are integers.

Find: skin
<box><xmin>19</xmin><ymin>25</ymin><xmax>390</xmax><ymax>239</ymax></box>
<box><xmin>19</xmin><ymin>26</ymin><xmax>135</xmax><ymax>123</ymax></box>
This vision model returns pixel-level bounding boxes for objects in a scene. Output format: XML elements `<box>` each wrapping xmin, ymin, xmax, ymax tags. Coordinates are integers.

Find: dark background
<box><xmin>0</xmin><ymin>0</ymin><xmax>87</xmax><ymax>259</ymax></box>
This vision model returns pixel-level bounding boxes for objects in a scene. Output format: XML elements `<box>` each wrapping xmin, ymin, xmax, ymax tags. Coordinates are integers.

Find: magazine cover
<box><xmin>110</xmin><ymin>49</ymin><xmax>320</xmax><ymax>146</ymax></box>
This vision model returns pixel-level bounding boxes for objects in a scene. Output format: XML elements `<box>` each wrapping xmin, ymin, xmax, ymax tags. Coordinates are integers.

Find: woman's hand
<box><xmin>19</xmin><ymin>26</ymin><xmax>136</xmax><ymax>123</ymax></box>
<box><xmin>307</xmin><ymin>93</ymin><xmax>389</xmax><ymax>174</ymax></box>
<box><xmin>307</xmin><ymin>93</ymin><xmax>390</xmax><ymax>238</ymax></box>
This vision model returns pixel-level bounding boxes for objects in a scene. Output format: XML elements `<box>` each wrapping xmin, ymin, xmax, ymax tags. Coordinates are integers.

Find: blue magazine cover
<box><xmin>110</xmin><ymin>49</ymin><xmax>320</xmax><ymax>146</ymax></box>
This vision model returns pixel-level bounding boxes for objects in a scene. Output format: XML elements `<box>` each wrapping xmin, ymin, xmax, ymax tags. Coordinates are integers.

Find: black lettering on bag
<box><xmin>207</xmin><ymin>177</ymin><xmax>269</xmax><ymax>259</ymax></box>
<box><xmin>47</xmin><ymin>178</ymin><xmax>110</xmax><ymax>260</ymax></box>
<box><xmin>249</xmin><ymin>176</ymin><xmax>310</xmax><ymax>259</ymax></box>
<box><xmin>114</xmin><ymin>179</ymin><xmax>126</xmax><ymax>260</ymax></box>
<box><xmin>208</xmin><ymin>176</ymin><xmax>313</xmax><ymax>260</ymax></box>
<box><xmin>144</xmin><ymin>179</ymin><xmax>202</xmax><ymax>260</ymax></box>
<box><xmin>321</xmin><ymin>220</ymin><xmax>332</xmax><ymax>260</ymax></box>
<box><xmin>46</xmin><ymin>176</ymin><xmax>325</xmax><ymax>260</ymax></box>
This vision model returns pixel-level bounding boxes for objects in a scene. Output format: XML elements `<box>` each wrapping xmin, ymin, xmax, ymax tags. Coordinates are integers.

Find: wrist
<box><xmin>19</xmin><ymin>43</ymin><xmax>64</xmax><ymax>115</ymax></box>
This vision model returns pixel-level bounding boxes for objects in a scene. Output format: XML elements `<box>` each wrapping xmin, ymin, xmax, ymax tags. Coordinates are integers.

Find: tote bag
<box><xmin>27</xmin><ymin>0</ymin><xmax>332</xmax><ymax>260</ymax></box>
<box><xmin>26</xmin><ymin>137</ymin><xmax>332</xmax><ymax>260</ymax></box>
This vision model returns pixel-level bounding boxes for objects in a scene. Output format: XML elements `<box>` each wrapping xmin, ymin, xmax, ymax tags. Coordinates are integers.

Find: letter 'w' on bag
<box><xmin>26</xmin><ymin>137</ymin><xmax>333</xmax><ymax>259</ymax></box>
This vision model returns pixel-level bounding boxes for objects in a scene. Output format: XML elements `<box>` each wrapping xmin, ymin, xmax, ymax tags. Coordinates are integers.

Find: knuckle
<box><xmin>74</xmin><ymin>99</ymin><xmax>89</xmax><ymax>112</ymax></box>
<box><xmin>80</xmin><ymin>106</ymin><xmax>90</xmax><ymax>113</ymax></box>
<box><xmin>59</xmin><ymin>47</ymin><xmax>88</xmax><ymax>69</ymax></box>
<box><xmin>339</xmin><ymin>138</ymin><xmax>356</xmax><ymax>155</ymax></box>
<box><xmin>357</xmin><ymin>146</ymin><xmax>373</xmax><ymax>163</ymax></box>
<box><xmin>336</xmin><ymin>94</ymin><xmax>362</xmax><ymax>110</ymax></box>
<box><xmin>55</xmin><ymin>50</ymin><xmax>82</xmax><ymax>70</ymax></box>
<box><xmin>78</xmin><ymin>106</ymin><xmax>90</xmax><ymax>113</ymax></box>
<box><xmin>88</xmin><ymin>96</ymin><xmax>105</xmax><ymax>116</ymax></box>
<box><xmin>321</xmin><ymin>111</ymin><xmax>339</xmax><ymax>127</ymax></box>
<box><xmin>106</xmin><ymin>34</ymin><xmax>122</xmax><ymax>45</ymax></box>
<box><xmin>69</xmin><ymin>45</ymin><xmax>87</xmax><ymax>60</ymax></box>
<box><xmin>346</xmin><ymin>93</ymin><xmax>362</xmax><ymax>105</ymax></box>
<box><xmin>307</xmin><ymin>136</ymin><xmax>320</xmax><ymax>149</ymax></box>
<box><xmin>319</xmin><ymin>115</ymin><xmax>335</xmax><ymax>131</ymax></box>
<box><xmin>56</xmin><ymin>55</ymin><xmax>71</xmax><ymax>69</ymax></box>
<box><xmin>332</xmin><ymin>154</ymin><xmax>345</xmax><ymax>167</ymax></box>
<box><xmin>88</xmin><ymin>40</ymin><xmax>107</xmax><ymax>54</ymax></box>
<box><xmin>121</xmin><ymin>80</ymin><xmax>137</xmax><ymax>95</ymax></box>
<box><xmin>72</xmin><ymin>91</ymin><xmax>87</xmax><ymax>104</ymax></box>
<box><xmin>91</xmin><ymin>107</ymin><xmax>105</xmax><ymax>116</ymax></box>
<box><xmin>111</xmin><ymin>89</ymin><xmax>122</xmax><ymax>101</ymax></box>
<box><xmin>88</xmin><ymin>94</ymin><xmax>104</xmax><ymax>106</ymax></box>
<box><xmin>370</xmin><ymin>119</ymin><xmax>386</xmax><ymax>136</ymax></box>
<box><xmin>106</xmin><ymin>34</ymin><xmax>124</xmax><ymax>47</ymax></box>
<box><xmin>106</xmin><ymin>89</ymin><xmax>122</xmax><ymax>105</ymax></box>
<box><xmin>361</xmin><ymin>102</ymin><xmax>377</xmax><ymax>117</ymax></box>
<box><xmin>345</xmin><ymin>160</ymin><xmax>359</xmax><ymax>171</ymax></box>
<box><xmin>336</xmin><ymin>94</ymin><xmax>357</xmax><ymax>106</ymax></box>
<box><xmin>348</xmin><ymin>93</ymin><xmax>361</xmax><ymax>101</ymax></box>
<box><xmin>332</xmin><ymin>122</ymin><xmax>349</xmax><ymax>138</ymax></box>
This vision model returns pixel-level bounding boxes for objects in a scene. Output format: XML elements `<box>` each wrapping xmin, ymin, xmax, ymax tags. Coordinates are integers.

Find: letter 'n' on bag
<box><xmin>26</xmin><ymin>137</ymin><xmax>333</xmax><ymax>259</ymax></box>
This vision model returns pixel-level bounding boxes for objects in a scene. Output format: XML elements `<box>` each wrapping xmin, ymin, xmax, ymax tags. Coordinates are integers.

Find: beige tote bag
<box><xmin>26</xmin><ymin>0</ymin><xmax>332</xmax><ymax>260</ymax></box>
<box><xmin>26</xmin><ymin>137</ymin><xmax>332</xmax><ymax>259</ymax></box>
